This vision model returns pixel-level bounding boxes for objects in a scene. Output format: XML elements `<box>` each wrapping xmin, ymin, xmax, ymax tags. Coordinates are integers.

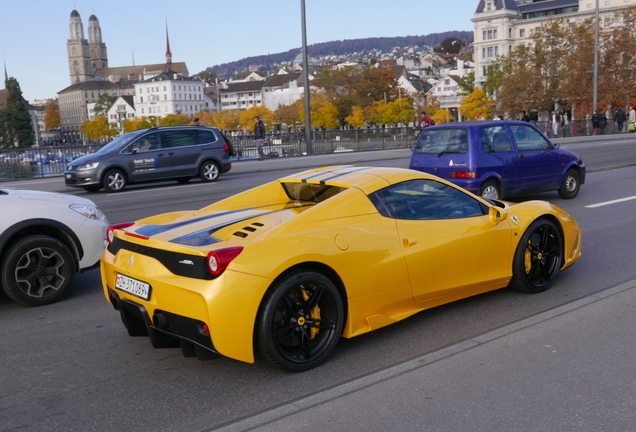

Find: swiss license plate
<box><xmin>116</xmin><ymin>273</ymin><xmax>150</xmax><ymax>300</ymax></box>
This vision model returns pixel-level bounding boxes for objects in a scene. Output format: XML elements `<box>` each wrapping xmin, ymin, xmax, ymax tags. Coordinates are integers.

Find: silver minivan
<box><xmin>64</xmin><ymin>126</ymin><xmax>233</xmax><ymax>192</ymax></box>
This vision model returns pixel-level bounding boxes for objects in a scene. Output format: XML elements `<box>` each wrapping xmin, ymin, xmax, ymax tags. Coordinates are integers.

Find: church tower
<box><xmin>67</xmin><ymin>9</ymin><xmax>91</xmax><ymax>83</ymax></box>
<box><xmin>88</xmin><ymin>14</ymin><xmax>108</xmax><ymax>76</ymax></box>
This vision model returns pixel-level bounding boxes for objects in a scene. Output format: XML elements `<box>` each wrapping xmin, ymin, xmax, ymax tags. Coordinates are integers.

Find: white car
<box><xmin>0</xmin><ymin>189</ymin><xmax>109</xmax><ymax>306</ymax></box>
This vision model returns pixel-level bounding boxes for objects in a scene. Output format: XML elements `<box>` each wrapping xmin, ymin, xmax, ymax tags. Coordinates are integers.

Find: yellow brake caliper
<box><xmin>524</xmin><ymin>240</ymin><xmax>533</xmax><ymax>274</ymax></box>
<box><xmin>302</xmin><ymin>290</ymin><xmax>321</xmax><ymax>340</ymax></box>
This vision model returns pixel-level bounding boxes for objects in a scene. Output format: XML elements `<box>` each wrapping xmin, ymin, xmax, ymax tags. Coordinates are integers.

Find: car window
<box><xmin>162</xmin><ymin>130</ymin><xmax>197</xmax><ymax>148</ymax></box>
<box><xmin>481</xmin><ymin>125</ymin><xmax>513</xmax><ymax>153</ymax></box>
<box><xmin>414</xmin><ymin>128</ymin><xmax>468</xmax><ymax>154</ymax></box>
<box><xmin>125</xmin><ymin>132</ymin><xmax>162</xmax><ymax>153</ymax></box>
<box><xmin>371</xmin><ymin>179</ymin><xmax>487</xmax><ymax>220</ymax></box>
<box><xmin>194</xmin><ymin>130</ymin><xmax>218</xmax><ymax>145</ymax></box>
<box><xmin>509</xmin><ymin>124</ymin><xmax>551</xmax><ymax>151</ymax></box>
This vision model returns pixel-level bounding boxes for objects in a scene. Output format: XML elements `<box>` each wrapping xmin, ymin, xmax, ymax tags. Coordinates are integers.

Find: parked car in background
<box><xmin>102</xmin><ymin>166</ymin><xmax>581</xmax><ymax>371</ymax></box>
<box><xmin>409</xmin><ymin>120</ymin><xmax>586</xmax><ymax>200</ymax></box>
<box><xmin>64</xmin><ymin>126</ymin><xmax>233</xmax><ymax>193</ymax></box>
<box><xmin>1</xmin><ymin>189</ymin><xmax>109</xmax><ymax>306</ymax></box>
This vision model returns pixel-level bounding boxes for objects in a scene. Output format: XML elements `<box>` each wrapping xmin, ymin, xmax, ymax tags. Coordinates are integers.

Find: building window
<box><xmin>509</xmin><ymin>28</ymin><xmax>512</xmax><ymax>38</ymax></box>
<box><xmin>520</xmin><ymin>29</ymin><xmax>526</xmax><ymax>38</ymax></box>
<box><xmin>483</xmin><ymin>29</ymin><xmax>498</xmax><ymax>40</ymax></box>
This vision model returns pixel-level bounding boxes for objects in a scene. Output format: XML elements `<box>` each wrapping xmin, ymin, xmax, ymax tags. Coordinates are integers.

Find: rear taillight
<box><xmin>451</xmin><ymin>171</ymin><xmax>476</xmax><ymax>179</ymax></box>
<box><xmin>206</xmin><ymin>246</ymin><xmax>244</xmax><ymax>277</ymax></box>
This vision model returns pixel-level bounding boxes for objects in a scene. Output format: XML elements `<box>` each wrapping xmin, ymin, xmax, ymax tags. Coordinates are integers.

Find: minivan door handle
<box><xmin>518</xmin><ymin>154</ymin><xmax>525</xmax><ymax>159</ymax></box>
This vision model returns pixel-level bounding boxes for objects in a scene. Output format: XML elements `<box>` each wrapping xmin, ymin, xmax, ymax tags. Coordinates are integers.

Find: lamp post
<box><xmin>593</xmin><ymin>0</ymin><xmax>599</xmax><ymax>113</ymax></box>
<box><xmin>301</xmin><ymin>0</ymin><xmax>313</xmax><ymax>155</ymax></box>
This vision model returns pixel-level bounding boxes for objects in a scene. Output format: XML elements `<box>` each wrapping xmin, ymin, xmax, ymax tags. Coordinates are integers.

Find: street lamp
<box><xmin>301</xmin><ymin>0</ymin><xmax>313</xmax><ymax>155</ymax></box>
<box><xmin>593</xmin><ymin>0</ymin><xmax>599</xmax><ymax>113</ymax></box>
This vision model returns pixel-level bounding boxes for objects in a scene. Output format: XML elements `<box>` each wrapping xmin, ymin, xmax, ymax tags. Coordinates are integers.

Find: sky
<box><xmin>0</xmin><ymin>0</ymin><xmax>477</xmax><ymax>103</ymax></box>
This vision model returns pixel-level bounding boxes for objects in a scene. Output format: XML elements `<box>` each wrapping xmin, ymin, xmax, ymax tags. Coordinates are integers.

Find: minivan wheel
<box><xmin>200</xmin><ymin>161</ymin><xmax>220</xmax><ymax>182</ymax></box>
<box><xmin>479</xmin><ymin>180</ymin><xmax>501</xmax><ymax>199</ymax></box>
<box><xmin>103</xmin><ymin>169</ymin><xmax>127</xmax><ymax>192</ymax></box>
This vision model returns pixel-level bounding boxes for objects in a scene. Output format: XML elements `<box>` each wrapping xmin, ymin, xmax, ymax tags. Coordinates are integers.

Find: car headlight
<box><xmin>70</xmin><ymin>204</ymin><xmax>106</xmax><ymax>220</ymax></box>
<box><xmin>77</xmin><ymin>162</ymin><xmax>99</xmax><ymax>171</ymax></box>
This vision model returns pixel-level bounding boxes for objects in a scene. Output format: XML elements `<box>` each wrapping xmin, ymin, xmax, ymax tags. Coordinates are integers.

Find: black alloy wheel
<box><xmin>255</xmin><ymin>271</ymin><xmax>344</xmax><ymax>372</ymax></box>
<box><xmin>510</xmin><ymin>219</ymin><xmax>563</xmax><ymax>293</ymax></box>
<box><xmin>1</xmin><ymin>235</ymin><xmax>76</xmax><ymax>306</ymax></box>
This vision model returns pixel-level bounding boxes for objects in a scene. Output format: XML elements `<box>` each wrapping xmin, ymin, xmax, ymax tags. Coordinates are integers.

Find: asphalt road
<box><xmin>1</xmin><ymin>137</ymin><xmax>636</xmax><ymax>431</ymax></box>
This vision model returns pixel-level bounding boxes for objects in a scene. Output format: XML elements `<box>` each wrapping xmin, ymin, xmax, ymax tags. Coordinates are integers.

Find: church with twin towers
<box><xmin>67</xmin><ymin>9</ymin><xmax>109</xmax><ymax>84</ymax></box>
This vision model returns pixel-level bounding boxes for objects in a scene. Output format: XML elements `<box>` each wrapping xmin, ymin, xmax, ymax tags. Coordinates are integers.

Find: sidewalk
<box><xmin>217</xmin><ymin>278</ymin><xmax>636</xmax><ymax>431</ymax></box>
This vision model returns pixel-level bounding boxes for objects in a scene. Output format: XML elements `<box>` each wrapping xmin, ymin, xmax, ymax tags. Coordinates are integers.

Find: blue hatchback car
<box><xmin>409</xmin><ymin>120</ymin><xmax>586</xmax><ymax>199</ymax></box>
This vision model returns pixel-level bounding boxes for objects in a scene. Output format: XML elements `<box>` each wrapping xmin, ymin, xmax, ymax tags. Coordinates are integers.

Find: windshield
<box><xmin>414</xmin><ymin>128</ymin><xmax>468</xmax><ymax>154</ymax></box>
<box><xmin>95</xmin><ymin>129</ymin><xmax>147</xmax><ymax>154</ymax></box>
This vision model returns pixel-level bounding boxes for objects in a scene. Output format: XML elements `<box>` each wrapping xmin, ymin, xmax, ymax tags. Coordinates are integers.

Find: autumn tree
<box><xmin>460</xmin><ymin>88</ymin><xmax>495</xmax><ymax>120</ymax></box>
<box><xmin>79</xmin><ymin>116</ymin><xmax>118</xmax><ymax>142</ymax></box>
<box><xmin>209</xmin><ymin>110</ymin><xmax>241</xmax><ymax>131</ymax></box>
<box><xmin>159</xmin><ymin>114</ymin><xmax>187</xmax><ymax>126</ymax></box>
<box><xmin>122</xmin><ymin>116</ymin><xmax>158</xmax><ymax>133</ymax></box>
<box><xmin>239</xmin><ymin>106</ymin><xmax>275</xmax><ymax>132</ymax></box>
<box><xmin>44</xmin><ymin>99</ymin><xmax>61</xmax><ymax>130</ymax></box>
<box><xmin>345</xmin><ymin>106</ymin><xmax>367</xmax><ymax>128</ymax></box>
<box><xmin>373</xmin><ymin>98</ymin><xmax>414</xmax><ymax>126</ymax></box>
<box><xmin>0</xmin><ymin>77</ymin><xmax>34</xmax><ymax>148</ymax></box>
<box><xmin>274</xmin><ymin>101</ymin><xmax>302</xmax><ymax>129</ymax></box>
<box><xmin>434</xmin><ymin>37</ymin><xmax>465</xmax><ymax>55</ymax></box>
<box><xmin>298</xmin><ymin>92</ymin><xmax>339</xmax><ymax>129</ymax></box>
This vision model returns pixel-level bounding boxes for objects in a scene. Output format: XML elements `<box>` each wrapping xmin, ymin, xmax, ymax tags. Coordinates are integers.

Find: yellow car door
<box><xmin>375</xmin><ymin>178</ymin><xmax>513</xmax><ymax>302</ymax></box>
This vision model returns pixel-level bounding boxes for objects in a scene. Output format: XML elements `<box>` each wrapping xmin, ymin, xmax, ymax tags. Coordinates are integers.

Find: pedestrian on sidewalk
<box><xmin>615</xmin><ymin>107</ymin><xmax>626</xmax><ymax>133</ymax></box>
<box><xmin>628</xmin><ymin>106</ymin><xmax>636</xmax><ymax>133</ymax></box>
<box><xmin>254</xmin><ymin>116</ymin><xmax>266</xmax><ymax>160</ymax></box>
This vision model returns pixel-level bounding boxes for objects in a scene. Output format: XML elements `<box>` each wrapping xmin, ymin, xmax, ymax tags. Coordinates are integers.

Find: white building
<box><xmin>472</xmin><ymin>0</ymin><xmax>636</xmax><ymax>88</ymax></box>
<box><xmin>134</xmin><ymin>67</ymin><xmax>205</xmax><ymax>117</ymax></box>
<box><xmin>106</xmin><ymin>95</ymin><xmax>135</xmax><ymax>134</ymax></box>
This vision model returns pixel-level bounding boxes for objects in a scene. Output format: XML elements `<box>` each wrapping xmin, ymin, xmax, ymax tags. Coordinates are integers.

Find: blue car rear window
<box><xmin>414</xmin><ymin>128</ymin><xmax>468</xmax><ymax>154</ymax></box>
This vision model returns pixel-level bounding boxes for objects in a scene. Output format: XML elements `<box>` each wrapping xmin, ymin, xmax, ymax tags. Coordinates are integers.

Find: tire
<box><xmin>1</xmin><ymin>235</ymin><xmax>76</xmax><ymax>306</ymax></box>
<box><xmin>558</xmin><ymin>169</ymin><xmax>581</xmax><ymax>199</ymax></box>
<box><xmin>82</xmin><ymin>185</ymin><xmax>101</xmax><ymax>192</ymax></box>
<box><xmin>255</xmin><ymin>270</ymin><xmax>344</xmax><ymax>372</ymax></box>
<box><xmin>479</xmin><ymin>180</ymin><xmax>501</xmax><ymax>199</ymax></box>
<box><xmin>509</xmin><ymin>219</ymin><xmax>563</xmax><ymax>293</ymax></box>
<box><xmin>103</xmin><ymin>169</ymin><xmax>127</xmax><ymax>192</ymax></box>
<box><xmin>199</xmin><ymin>161</ymin><xmax>220</xmax><ymax>182</ymax></box>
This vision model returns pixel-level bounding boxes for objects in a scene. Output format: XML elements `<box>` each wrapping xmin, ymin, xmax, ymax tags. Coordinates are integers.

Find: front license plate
<box><xmin>65</xmin><ymin>174</ymin><xmax>71</xmax><ymax>179</ymax></box>
<box><xmin>116</xmin><ymin>273</ymin><xmax>150</xmax><ymax>300</ymax></box>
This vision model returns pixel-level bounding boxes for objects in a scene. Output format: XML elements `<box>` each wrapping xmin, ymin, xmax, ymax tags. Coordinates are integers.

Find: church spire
<box><xmin>165</xmin><ymin>21</ymin><xmax>172</xmax><ymax>67</ymax></box>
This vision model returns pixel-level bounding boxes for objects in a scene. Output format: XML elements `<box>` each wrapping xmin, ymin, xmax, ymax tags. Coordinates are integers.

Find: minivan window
<box><xmin>95</xmin><ymin>130</ymin><xmax>144</xmax><ymax>154</ymax></box>
<box><xmin>510</xmin><ymin>124</ymin><xmax>551</xmax><ymax>151</ymax></box>
<box><xmin>195</xmin><ymin>130</ymin><xmax>217</xmax><ymax>144</ymax></box>
<box><xmin>414</xmin><ymin>128</ymin><xmax>468</xmax><ymax>154</ymax></box>
<box><xmin>163</xmin><ymin>130</ymin><xmax>196</xmax><ymax>148</ymax></box>
<box><xmin>124</xmin><ymin>132</ymin><xmax>162</xmax><ymax>153</ymax></box>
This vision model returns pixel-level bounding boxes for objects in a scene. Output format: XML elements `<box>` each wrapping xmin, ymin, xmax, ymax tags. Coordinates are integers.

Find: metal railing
<box><xmin>0</xmin><ymin>121</ymin><xmax>628</xmax><ymax>181</ymax></box>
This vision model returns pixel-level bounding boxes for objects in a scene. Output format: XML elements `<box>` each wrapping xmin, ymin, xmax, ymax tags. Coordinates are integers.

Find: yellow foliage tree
<box><xmin>159</xmin><ymin>114</ymin><xmax>188</xmax><ymax>126</ymax></box>
<box><xmin>373</xmin><ymin>98</ymin><xmax>414</xmax><ymax>126</ymax></box>
<box><xmin>431</xmin><ymin>109</ymin><xmax>453</xmax><ymax>125</ymax></box>
<box><xmin>460</xmin><ymin>88</ymin><xmax>495</xmax><ymax>121</ymax></box>
<box><xmin>79</xmin><ymin>116</ymin><xmax>118</xmax><ymax>141</ymax></box>
<box><xmin>122</xmin><ymin>116</ymin><xmax>158</xmax><ymax>133</ymax></box>
<box><xmin>299</xmin><ymin>92</ymin><xmax>339</xmax><ymax>129</ymax></box>
<box><xmin>239</xmin><ymin>106</ymin><xmax>275</xmax><ymax>132</ymax></box>
<box><xmin>274</xmin><ymin>102</ymin><xmax>301</xmax><ymax>130</ymax></box>
<box><xmin>209</xmin><ymin>110</ymin><xmax>241</xmax><ymax>131</ymax></box>
<box><xmin>345</xmin><ymin>106</ymin><xmax>367</xmax><ymax>128</ymax></box>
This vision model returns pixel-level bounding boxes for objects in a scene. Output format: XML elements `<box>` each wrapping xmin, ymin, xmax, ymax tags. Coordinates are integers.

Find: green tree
<box><xmin>0</xmin><ymin>77</ymin><xmax>34</xmax><ymax>148</ymax></box>
<box><xmin>93</xmin><ymin>93</ymin><xmax>117</xmax><ymax>118</ymax></box>
<box><xmin>457</xmin><ymin>72</ymin><xmax>475</xmax><ymax>97</ymax></box>
<box><xmin>44</xmin><ymin>99</ymin><xmax>61</xmax><ymax>130</ymax></box>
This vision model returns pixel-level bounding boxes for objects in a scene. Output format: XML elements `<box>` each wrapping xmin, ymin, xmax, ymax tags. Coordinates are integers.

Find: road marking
<box><xmin>106</xmin><ymin>182</ymin><xmax>215</xmax><ymax>196</ymax></box>
<box><xmin>585</xmin><ymin>195</ymin><xmax>636</xmax><ymax>208</ymax></box>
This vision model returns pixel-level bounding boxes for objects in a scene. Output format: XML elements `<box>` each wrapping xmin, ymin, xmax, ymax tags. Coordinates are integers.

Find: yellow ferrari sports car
<box><xmin>101</xmin><ymin>166</ymin><xmax>582</xmax><ymax>371</ymax></box>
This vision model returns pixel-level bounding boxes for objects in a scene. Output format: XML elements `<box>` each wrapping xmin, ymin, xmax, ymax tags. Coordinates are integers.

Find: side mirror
<box><xmin>553</xmin><ymin>142</ymin><xmax>560</xmax><ymax>149</ymax></box>
<box><xmin>489</xmin><ymin>206</ymin><xmax>508</xmax><ymax>223</ymax></box>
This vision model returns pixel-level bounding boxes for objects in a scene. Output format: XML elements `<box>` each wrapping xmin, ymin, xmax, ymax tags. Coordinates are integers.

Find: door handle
<box><xmin>403</xmin><ymin>238</ymin><xmax>418</xmax><ymax>247</ymax></box>
<box><xmin>518</xmin><ymin>154</ymin><xmax>525</xmax><ymax>159</ymax></box>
